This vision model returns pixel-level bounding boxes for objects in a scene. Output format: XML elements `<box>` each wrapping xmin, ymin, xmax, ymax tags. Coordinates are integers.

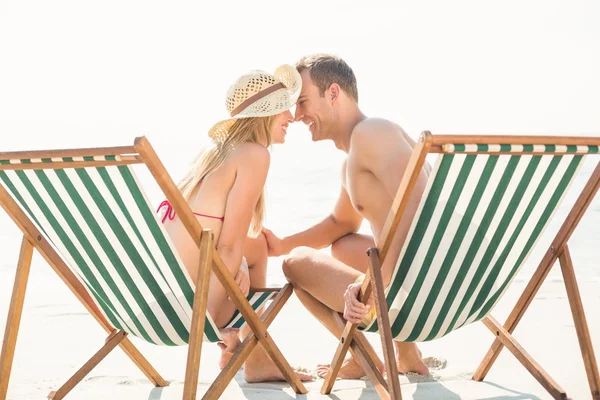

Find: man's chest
<box><xmin>345</xmin><ymin>161</ymin><xmax>390</xmax><ymax>221</ymax></box>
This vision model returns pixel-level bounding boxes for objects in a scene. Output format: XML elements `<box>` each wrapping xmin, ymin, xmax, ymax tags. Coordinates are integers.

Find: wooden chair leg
<box><xmin>0</xmin><ymin>188</ymin><xmax>168</xmax><ymax>389</ymax></box>
<box><xmin>0</xmin><ymin>236</ymin><xmax>34</xmax><ymax>400</ymax></box>
<box><xmin>559</xmin><ymin>246</ymin><xmax>600</xmax><ymax>400</ymax></box>
<box><xmin>474</xmin><ymin>162</ymin><xmax>600</xmax><ymax>381</ymax></box>
<box><xmin>48</xmin><ymin>330</ymin><xmax>128</xmax><ymax>400</ymax></box>
<box><xmin>473</xmin><ymin>258</ymin><xmax>551</xmax><ymax>382</ymax></box>
<box><xmin>349</xmin><ymin>339</ymin><xmax>390</xmax><ymax>399</ymax></box>
<box><xmin>117</xmin><ymin>337</ymin><xmax>168</xmax><ymax>387</ymax></box>
<box><xmin>209</xmin><ymin>253</ymin><xmax>307</xmax><ymax>395</ymax></box>
<box><xmin>202</xmin><ymin>284</ymin><xmax>293</xmax><ymax>399</ymax></box>
<box><xmin>368</xmin><ymin>248</ymin><xmax>401</xmax><ymax>400</ymax></box>
<box><xmin>321</xmin><ymin>248</ymin><xmax>398</xmax><ymax>398</ymax></box>
<box><xmin>330</xmin><ymin>312</ymin><xmax>389</xmax><ymax>398</ymax></box>
<box><xmin>321</xmin><ymin>278</ymin><xmax>375</xmax><ymax>395</ymax></box>
<box><xmin>482</xmin><ymin>316</ymin><xmax>567</xmax><ymax>400</ymax></box>
<box><xmin>183</xmin><ymin>229</ymin><xmax>213</xmax><ymax>400</ymax></box>
<box><xmin>320</xmin><ymin>321</ymin><xmax>358</xmax><ymax>394</ymax></box>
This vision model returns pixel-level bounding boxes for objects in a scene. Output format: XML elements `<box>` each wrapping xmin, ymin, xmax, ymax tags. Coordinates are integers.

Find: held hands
<box><xmin>343</xmin><ymin>280</ymin><xmax>373</xmax><ymax>325</ymax></box>
<box><xmin>233</xmin><ymin>257</ymin><xmax>250</xmax><ymax>297</ymax></box>
<box><xmin>262</xmin><ymin>228</ymin><xmax>284</xmax><ymax>257</ymax></box>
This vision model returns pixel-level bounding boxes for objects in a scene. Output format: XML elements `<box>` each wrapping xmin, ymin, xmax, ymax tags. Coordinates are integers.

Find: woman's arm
<box><xmin>216</xmin><ymin>143</ymin><xmax>270</xmax><ymax>294</ymax></box>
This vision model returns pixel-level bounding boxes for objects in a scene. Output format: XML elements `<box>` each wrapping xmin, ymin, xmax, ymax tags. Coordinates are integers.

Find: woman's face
<box><xmin>270</xmin><ymin>109</ymin><xmax>293</xmax><ymax>144</ymax></box>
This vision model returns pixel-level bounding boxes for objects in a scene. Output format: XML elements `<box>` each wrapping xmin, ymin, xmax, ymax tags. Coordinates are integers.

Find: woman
<box><xmin>157</xmin><ymin>65</ymin><xmax>312</xmax><ymax>383</ymax></box>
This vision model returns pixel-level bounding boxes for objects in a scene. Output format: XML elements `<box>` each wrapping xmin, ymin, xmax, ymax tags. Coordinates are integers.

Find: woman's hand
<box><xmin>343</xmin><ymin>281</ymin><xmax>372</xmax><ymax>325</ymax></box>
<box><xmin>234</xmin><ymin>258</ymin><xmax>250</xmax><ymax>297</ymax></box>
<box><xmin>262</xmin><ymin>228</ymin><xmax>284</xmax><ymax>257</ymax></box>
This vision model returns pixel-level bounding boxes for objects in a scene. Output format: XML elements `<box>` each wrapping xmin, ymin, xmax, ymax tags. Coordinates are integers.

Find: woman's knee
<box><xmin>245</xmin><ymin>233</ymin><xmax>268</xmax><ymax>266</ymax></box>
<box><xmin>282</xmin><ymin>246</ymin><xmax>316</xmax><ymax>283</ymax></box>
<box><xmin>255</xmin><ymin>231</ymin><xmax>268</xmax><ymax>253</ymax></box>
<box><xmin>254</xmin><ymin>232</ymin><xmax>268</xmax><ymax>262</ymax></box>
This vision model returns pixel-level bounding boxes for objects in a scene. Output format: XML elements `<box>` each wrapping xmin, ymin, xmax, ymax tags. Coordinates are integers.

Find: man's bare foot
<box><xmin>316</xmin><ymin>356</ymin><xmax>369</xmax><ymax>379</ymax></box>
<box><xmin>217</xmin><ymin>328</ymin><xmax>240</xmax><ymax>369</ymax></box>
<box><xmin>396</xmin><ymin>345</ymin><xmax>430</xmax><ymax>375</ymax></box>
<box><xmin>244</xmin><ymin>354</ymin><xmax>313</xmax><ymax>383</ymax></box>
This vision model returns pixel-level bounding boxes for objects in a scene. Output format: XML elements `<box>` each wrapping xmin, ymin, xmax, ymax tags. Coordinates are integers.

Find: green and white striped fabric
<box><xmin>444</xmin><ymin>144</ymin><xmax>599</xmax><ymax>154</ymax></box>
<box><xmin>0</xmin><ymin>157</ymin><xmax>274</xmax><ymax>346</ymax></box>
<box><xmin>363</xmin><ymin>145</ymin><xmax>596</xmax><ymax>342</ymax></box>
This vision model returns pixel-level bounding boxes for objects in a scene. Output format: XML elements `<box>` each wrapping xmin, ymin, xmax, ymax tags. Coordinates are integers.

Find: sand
<box><xmin>1</xmin><ymin>251</ymin><xmax>599</xmax><ymax>399</ymax></box>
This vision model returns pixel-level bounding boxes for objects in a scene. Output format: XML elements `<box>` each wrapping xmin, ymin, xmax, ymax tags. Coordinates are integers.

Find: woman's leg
<box><xmin>240</xmin><ymin>234</ymin><xmax>313</xmax><ymax>382</ymax></box>
<box><xmin>244</xmin><ymin>233</ymin><xmax>268</xmax><ymax>288</ymax></box>
<box><xmin>218</xmin><ymin>233</ymin><xmax>268</xmax><ymax>368</ymax></box>
<box><xmin>209</xmin><ymin>232</ymin><xmax>269</xmax><ymax>327</ymax></box>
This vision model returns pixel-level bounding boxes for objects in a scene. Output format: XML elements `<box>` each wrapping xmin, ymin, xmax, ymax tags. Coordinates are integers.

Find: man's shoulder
<box><xmin>351</xmin><ymin>118</ymin><xmax>407</xmax><ymax>148</ymax></box>
<box><xmin>352</xmin><ymin>118</ymin><xmax>404</xmax><ymax>142</ymax></box>
<box><xmin>355</xmin><ymin>117</ymin><xmax>399</xmax><ymax>131</ymax></box>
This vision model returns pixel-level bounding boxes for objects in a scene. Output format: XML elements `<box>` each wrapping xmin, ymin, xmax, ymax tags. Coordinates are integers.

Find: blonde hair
<box><xmin>178</xmin><ymin>115</ymin><xmax>277</xmax><ymax>237</ymax></box>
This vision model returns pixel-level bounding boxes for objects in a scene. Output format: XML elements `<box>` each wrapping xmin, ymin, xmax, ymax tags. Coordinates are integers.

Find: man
<box><xmin>263</xmin><ymin>54</ymin><xmax>431</xmax><ymax>378</ymax></box>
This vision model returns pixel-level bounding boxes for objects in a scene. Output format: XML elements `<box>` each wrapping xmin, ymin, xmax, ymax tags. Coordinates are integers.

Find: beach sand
<box><xmin>1</xmin><ymin>248</ymin><xmax>599</xmax><ymax>399</ymax></box>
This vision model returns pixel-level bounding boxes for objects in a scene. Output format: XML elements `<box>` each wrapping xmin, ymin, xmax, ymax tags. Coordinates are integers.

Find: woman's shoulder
<box><xmin>230</xmin><ymin>142</ymin><xmax>270</xmax><ymax>167</ymax></box>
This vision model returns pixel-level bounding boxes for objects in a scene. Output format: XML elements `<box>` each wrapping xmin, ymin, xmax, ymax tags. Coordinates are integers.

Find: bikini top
<box><xmin>156</xmin><ymin>200</ymin><xmax>224</xmax><ymax>223</ymax></box>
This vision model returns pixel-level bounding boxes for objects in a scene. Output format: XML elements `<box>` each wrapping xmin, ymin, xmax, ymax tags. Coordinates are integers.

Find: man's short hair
<box><xmin>296</xmin><ymin>54</ymin><xmax>358</xmax><ymax>102</ymax></box>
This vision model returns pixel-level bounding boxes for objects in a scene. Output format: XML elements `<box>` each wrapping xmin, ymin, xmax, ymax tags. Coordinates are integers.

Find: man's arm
<box><xmin>264</xmin><ymin>163</ymin><xmax>364</xmax><ymax>256</ymax></box>
<box><xmin>282</xmin><ymin>185</ymin><xmax>362</xmax><ymax>254</ymax></box>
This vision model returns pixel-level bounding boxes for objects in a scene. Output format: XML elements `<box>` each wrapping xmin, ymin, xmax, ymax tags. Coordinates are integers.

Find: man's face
<box><xmin>294</xmin><ymin>69</ymin><xmax>333</xmax><ymax>142</ymax></box>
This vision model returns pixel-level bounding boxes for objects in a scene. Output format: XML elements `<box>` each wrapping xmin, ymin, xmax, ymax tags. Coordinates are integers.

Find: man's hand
<box><xmin>233</xmin><ymin>258</ymin><xmax>250</xmax><ymax>297</ymax></box>
<box><xmin>343</xmin><ymin>281</ymin><xmax>373</xmax><ymax>325</ymax></box>
<box><xmin>262</xmin><ymin>228</ymin><xmax>285</xmax><ymax>257</ymax></box>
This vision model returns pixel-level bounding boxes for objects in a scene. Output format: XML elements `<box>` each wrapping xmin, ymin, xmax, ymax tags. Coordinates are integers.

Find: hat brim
<box><xmin>207</xmin><ymin>64</ymin><xmax>302</xmax><ymax>141</ymax></box>
<box><xmin>207</xmin><ymin>118</ymin><xmax>237</xmax><ymax>142</ymax></box>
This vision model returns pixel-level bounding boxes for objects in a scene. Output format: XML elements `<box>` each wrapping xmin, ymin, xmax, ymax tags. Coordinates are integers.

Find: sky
<box><xmin>0</xmin><ymin>0</ymin><xmax>599</xmax><ymax>179</ymax></box>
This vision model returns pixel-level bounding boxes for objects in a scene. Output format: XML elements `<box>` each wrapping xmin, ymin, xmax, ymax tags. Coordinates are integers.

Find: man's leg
<box><xmin>330</xmin><ymin>233</ymin><xmax>374</xmax><ymax>273</ymax></box>
<box><xmin>329</xmin><ymin>234</ymin><xmax>429</xmax><ymax>375</ymax></box>
<box><xmin>282</xmin><ymin>245</ymin><xmax>381</xmax><ymax>378</ymax></box>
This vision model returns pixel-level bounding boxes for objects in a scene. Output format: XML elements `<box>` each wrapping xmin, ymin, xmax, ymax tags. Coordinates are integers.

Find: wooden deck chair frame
<box><xmin>320</xmin><ymin>132</ymin><xmax>600</xmax><ymax>400</ymax></box>
<box><xmin>0</xmin><ymin>137</ymin><xmax>307</xmax><ymax>400</ymax></box>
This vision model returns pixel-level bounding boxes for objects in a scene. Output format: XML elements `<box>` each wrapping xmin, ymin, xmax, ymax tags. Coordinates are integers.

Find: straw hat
<box><xmin>207</xmin><ymin>64</ymin><xmax>302</xmax><ymax>141</ymax></box>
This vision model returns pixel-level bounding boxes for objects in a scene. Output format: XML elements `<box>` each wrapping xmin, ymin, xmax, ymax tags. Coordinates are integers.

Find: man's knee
<box><xmin>282</xmin><ymin>246</ymin><xmax>316</xmax><ymax>283</ymax></box>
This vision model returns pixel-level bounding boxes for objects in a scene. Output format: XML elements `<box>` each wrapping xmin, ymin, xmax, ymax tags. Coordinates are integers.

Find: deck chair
<box><xmin>0</xmin><ymin>137</ymin><xmax>307</xmax><ymax>400</ymax></box>
<box><xmin>320</xmin><ymin>132</ymin><xmax>600</xmax><ymax>400</ymax></box>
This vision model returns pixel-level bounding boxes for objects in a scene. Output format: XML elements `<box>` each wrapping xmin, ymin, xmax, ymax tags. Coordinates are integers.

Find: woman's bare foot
<box><xmin>243</xmin><ymin>350</ymin><xmax>314</xmax><ymax>383</ymax></box>
<box><xmin>217</xmin><ymin>328</ymin><xmax>240</xmax><ymax>369</ymax></box>
<box><xmin>316</xmin><ymin>355</ymin><xmax>374</xmax><ymax>379</ymax></box>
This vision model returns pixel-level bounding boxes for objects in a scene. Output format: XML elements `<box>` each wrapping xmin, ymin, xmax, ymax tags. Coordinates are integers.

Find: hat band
<box><xmin>230</xmin><ymin>82</ymin><xmax>286</xmax><ymax>117</ymax></box>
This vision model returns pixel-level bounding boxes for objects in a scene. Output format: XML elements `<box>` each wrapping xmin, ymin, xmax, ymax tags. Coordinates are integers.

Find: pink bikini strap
<box><xmin>156</xmin><ymin>200</ymin><xmax>224</xmax><ymax>223</ymax></box>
